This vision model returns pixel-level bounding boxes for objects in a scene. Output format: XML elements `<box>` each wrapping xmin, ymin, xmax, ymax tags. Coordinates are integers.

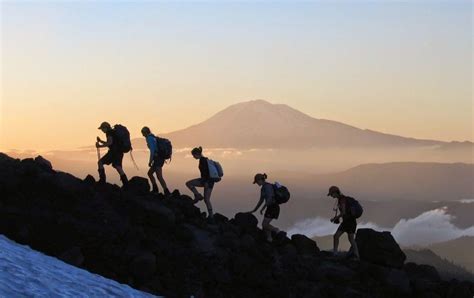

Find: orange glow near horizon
<box><xmin>1</xmin><ymin>1</ymin><xmax>472</xmax><ymax>151</ymax></box>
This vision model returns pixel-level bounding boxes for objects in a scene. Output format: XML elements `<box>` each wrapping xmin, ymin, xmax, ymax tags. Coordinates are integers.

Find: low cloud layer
<box><xmin>288</xmin><ymin>207</ymin><xmax>474</xmax><ymax>247</ymax></box>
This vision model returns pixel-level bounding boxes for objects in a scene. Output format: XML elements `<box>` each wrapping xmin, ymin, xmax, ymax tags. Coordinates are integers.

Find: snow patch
<box><xmin>0</xmin><ymin>235</ymin><xmax>158</xmax><ymax>297</ymax></box>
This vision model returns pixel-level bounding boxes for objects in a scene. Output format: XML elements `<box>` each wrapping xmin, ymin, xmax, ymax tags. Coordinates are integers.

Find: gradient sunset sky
<box><xmin>1</xmin><ymin>1</ymin><xmax>472</xmax><ymax>151</ymax></box>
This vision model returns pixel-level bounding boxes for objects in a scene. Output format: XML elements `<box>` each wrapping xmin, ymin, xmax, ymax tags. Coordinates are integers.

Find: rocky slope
<box><xmin>0</xmin><ymin>153</ymin><xmax>473</xmax><ymax>298</ymax></box>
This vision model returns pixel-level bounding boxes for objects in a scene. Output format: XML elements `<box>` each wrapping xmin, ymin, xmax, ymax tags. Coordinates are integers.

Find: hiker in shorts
<box><xmin>328</xmin><ymin>186</ymin><xmax>360</xmax><ymax>260</ymax></box>
<box><xmin>249</xmin><ymin>173</ymin><xmax>283</xmax><ymax>242</ymax></box>
<box><xmin>96</xmin><ymin>122</ymin><xmax>129</xmax><ymax>187</ymax></box>
<box><xmin>141</xmin><ymin>126</ymin><xmax>170</xmax><ymax>195</ymax></box>
<box><xmin>185</xmin><ymin>147</ymin><xmax>215</xmax><ymax>219</ymax></box>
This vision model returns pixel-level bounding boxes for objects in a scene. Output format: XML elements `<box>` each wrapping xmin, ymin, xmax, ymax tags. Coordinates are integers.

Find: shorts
<box><xmin>264</xmin><ymin>204</ymin><xmax>280</xmax><ymax>220</ymax></box>
<box><xmin>337</xmin><ymin>216</ymin><xmax>357</xmax><ymax>234</ymax></box>
<box><xmin>100</xmin><ymin>150</ymin><xmax>124</xmax><ymax>167</ymax></box>
<box><xmin>150</xmin><ymin>157</ymin><xmax>165</xmax><ymax>170</ymax></box>
<box><xmin>188</xmin><ymin>178</ymin><xmax>218</xmax><ymax>190</ymax></box>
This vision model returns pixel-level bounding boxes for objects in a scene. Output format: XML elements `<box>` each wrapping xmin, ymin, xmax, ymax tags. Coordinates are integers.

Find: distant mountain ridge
<box><xmin>279</xmin><ymin>162</ymin><xmax>474</xmax><ymax>202</ymax></box>
<box><xmin>147</xmin><ymin>100</ymin><xmax>469</xmax><ymax>149</ymax></box>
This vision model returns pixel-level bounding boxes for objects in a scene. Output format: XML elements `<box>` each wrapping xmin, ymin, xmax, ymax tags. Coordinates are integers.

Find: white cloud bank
<box><xmin>288</xmin><ymin>207</ymin><xmax>474</xmax><ymax>247</ymax></box>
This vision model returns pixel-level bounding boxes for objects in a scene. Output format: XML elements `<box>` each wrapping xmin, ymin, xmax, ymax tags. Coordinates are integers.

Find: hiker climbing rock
<box><xmin>248</xmin><ymin>173</ymin><xmax>289</xmax><ymax>242</ymax></box>
<box><xmin>328</xmin><ymin>185</ymin><xmax>362</xmax><ymax>260</ymax></box>
<box><xmin>96</xmin><ymin>122</ymin><xmax>130</xmax><ymax>188</ymax></box>
<box><xmin>185</xmin><ymin>147</ymin><xmax>223</xmax><ymax>220</ymax></box>
<box><xmin>141</xmin><ymin>126</ymin><xmax>171</xmax><ymax>195</ymax></box>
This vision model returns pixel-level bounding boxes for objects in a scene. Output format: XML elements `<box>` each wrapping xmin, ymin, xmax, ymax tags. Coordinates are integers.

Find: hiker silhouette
<box><xmin>96</xmin><ymin>122</ymin><xmax>129</xmax><ymax>188</ymax></box>
<box><xmin>328</xmin><ymin>185</ymin><xmax>361</xmax><ymax>260</ymax></box>
<box><xmin>248</xmin><ymin>173</ymin><xmax>287</xmax><ymax>242</ymax></box>
<box><xmin>141</xmin><ymin>126</ymin><xmax>171</xmax><ymax>196</ymax></box>
<box><xmin>185</xmin><ymin>147</ymin><xmax>222</xmax><ymax>220</ymax></box>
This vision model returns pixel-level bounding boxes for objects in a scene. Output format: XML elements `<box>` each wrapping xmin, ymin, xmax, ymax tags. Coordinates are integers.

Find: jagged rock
<box><xmin>356</xmin><ymin>228</ymin><xmax>406</xmax><ymax>268</ymax></box>
<box><xmin>0</xmin><ymin>154</ymin><xmax>473</xmax><ymax>298</ymax></box>
<box><xmin>291</xmin><ymin>234</ymin><xmax>320</xmax><ymax>255</ymax></box>
<box><xmin>127</xmin><ymin>176</ymin><xmax>150</xmax><ymax>194</ymax></box>
<box><xmin>59</xmin><ymin>247</ymin><xmax>85</xmax><ymax>267</ymax></box>
<box><xmin>404</xmin><ymin>262</ymin><xmax>441</xmax><ymax>282</ymax></box>
<box><xmin>384</xmin><ymin>269</ymin><xmax>412</xmax><ymax>294</ymax></box>
<box><xmin>34</xmin><ymin>155</ymin><xmax>53</xmax><ymax>171</ymax></box>
<box><xmin>83</xmin><ymin>174</ymin><xmax>96</xmax><ymax>185</ymax></box>
<box><xmin>232</xmin><ymin>212</ymin><xmax>258</xmax><ymax>233</ymax></box>
<box><xmin>213</xmin><ymin>213</ymin><xmax>229</xmax><ymax>224</ymax></box>
<box><xmin>130</xmin><ymin>252</ymin><xmax>156</xmax><ymax>281</ymax></box>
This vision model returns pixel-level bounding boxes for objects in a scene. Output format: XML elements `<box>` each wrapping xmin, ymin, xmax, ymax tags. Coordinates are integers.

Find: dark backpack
<box><xmin>113</xmin><ymin>124</ymin><xmax>132</xmax><ymax>153</ymax></box>
<box><xmin>155</xmin><ymin>137</ymin><xmax>173</xmax><ymax>161</ymax></box>
<box><xmin>273</xmin><ymin>184</ymin><xmax>290</xmax><ymax>204</ymax></box>
<box><xmin>347</xmin><ymin>197</ymin><xmax>363</xmax><ymax>219</ymax></box>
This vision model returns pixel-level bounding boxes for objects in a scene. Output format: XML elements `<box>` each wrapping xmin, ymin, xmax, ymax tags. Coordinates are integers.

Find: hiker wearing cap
<box><xmin>141</xmin><ymin>126</ymin><xmax>170</xmax><ymax>196</ymax></box>
<box><xmin>185</xmin><ymin>147</ymin><xmax>217</xmax><ymax>220</ymax></box>
<box><xmin>249</xmin><ymin>173</ymin><xmax>284</xmax><ymax>242</ymax></box>
<box><xmin>328</xmin><ymin>186</ymin><xmax>360</xmax><ymax>260</ymax></box>
<box><xmin>96</xmin><ymin>122</ymin><xmax>129</xmax><ymax>187</ymax></box>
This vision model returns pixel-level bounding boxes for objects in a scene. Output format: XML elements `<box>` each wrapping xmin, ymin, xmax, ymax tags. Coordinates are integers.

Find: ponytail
<box><xmin>191</xmin><ymin>146</ymin><xmax>203</xmax><ymax>155</ymax></box>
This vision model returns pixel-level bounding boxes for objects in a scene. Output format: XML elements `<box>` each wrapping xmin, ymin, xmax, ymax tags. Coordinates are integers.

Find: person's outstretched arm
<box><xmin>249</xmin><ymin>196</ymin><xmax>264</xmax><ymax>214</ymax></box>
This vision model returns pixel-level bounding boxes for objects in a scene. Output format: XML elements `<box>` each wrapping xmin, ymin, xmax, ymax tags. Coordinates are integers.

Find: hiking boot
<box><xmin>164</xmin><ymin>188</ymin><xmax>171</xmax><ymax>196</ymax></box>
<box><xmin>192</xmin><ymin>193</ymin><xmax>204</xmax><ymax>204</ymax></box>
<box><xmin>120</xmin><ymin>174</ymin><xmax>129</xmax><ymax>189</ymax></box>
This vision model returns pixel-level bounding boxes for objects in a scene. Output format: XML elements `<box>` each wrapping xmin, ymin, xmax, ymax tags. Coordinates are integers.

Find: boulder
<box><xmin>127</xmin><ymin>176</ymin><xmax>150</xmax><ymax>194</ymax></box>
<box><xmin>59</xmin><ymin>247</ymin><xmax>85</xmax><ymax>267</ymax></box>
<box><xmin>291</xmin><ymin>234</ymin><xmax>320</xmax><ymax>255</ymax></box>
<box><xmin>404</xmin><ymin>262</ymin><xmax>441</xmax><ymax>282</ymax></box>
<box><xmin>83</xmin><ymin>174</ymin><xmax>96</xmax><ymax>185</ymax></box>
<box><xmin>130</xmin><ymin>252</ymin><xmax>157</xmax><ymax>281</ymax></box>
<box><xmin>232</xmin><ymin>212</ymin><xmax>258</xmax><ymax>233</ymax></box>
<box><xmin>34</xmin><ymin>155</ymin><xmax>53</xmax><ymax>171</ymax></box>
<box><xmin>384</xmin><ymin>269</ymin><xmax>411</xmax><ymax>294</ymax></box>
<box><xmin>356</xmin><ymin>229</ymin><xmax>406</xmax><ymax>268</ymax></box>
<box><xmin>213</xmin><ymin>213</ymin><xmax>229</xmax><ymax>224</ymax></box>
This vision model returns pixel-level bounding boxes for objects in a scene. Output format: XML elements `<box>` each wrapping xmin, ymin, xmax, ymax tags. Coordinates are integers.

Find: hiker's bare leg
<box><xmin>186</xmin><ymin>179</ymin><xmax>202</xmax><ymax>196</ymax></box>
<box><xmin>203</xmin><ymin>183</ymin><xmax>213</xmax><ymax>218</ymax></box>
<box><xmin>155</xmin><ymin>167</ymin><xmax>168</xmax><ymax>191</ymax></box>
<box><xmin>114</xmin><ymin>165</ymin><xmax>128</xmax><ymax>187</ymax></box>
<box><xmin>333</xmin><ymin>230</ymin><xmax>344</xmax><ymax>254</ymax></box>
<box><xmin>114</xmin><ymin>165</ymin><xmax>125</xmax><ymax>176</ymax></box>
<box><xmin>263</xmin><ymin>217</ymin><xmax>279</xmax><ymax>241</ymax></box>
<box><xmin>148</xmin><ymin>167</ymin><xmax>158</xmax><ymax>190</ymax></box>
<box><xmin>348</xmin><ymin>233</ymin><xmax>360</xmax><ymax>260</ymax></box>
<box><xmin>97</xmin><ymin>160</ymin><xmax>106</xmax><ymax>183</ymax></box>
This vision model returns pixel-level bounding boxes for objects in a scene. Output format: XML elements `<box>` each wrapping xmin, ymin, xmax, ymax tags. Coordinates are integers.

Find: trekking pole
<box><xmin>96</xmin><ymin>137</ymin><xmax>101</xmax><ymax>160</ymax></box>
<box><xmin>130</xmin><ymin>150</ymin><xmax>140</xmax><ymax>171</ymax></box>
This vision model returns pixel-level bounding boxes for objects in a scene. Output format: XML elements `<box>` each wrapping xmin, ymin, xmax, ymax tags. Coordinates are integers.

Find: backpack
<box><xmin>207</xmin><ymin>159</ymin><xmax>224</xmax><ymax>181</ymax></box>
<box><xmin>113</xmin><ymin>124</ymin><xmax>132</xmax><ymax>153</ymax></box>
<box><xmin>155</xmin><ymin>137</ymin><xmax>173</xmax><ymax>161</ymax></box>
<box><xmin>347</xmin><ymin>197</ymin><xmax>363</xmax><ymax>218</ymax></box>
<box><xmin>273</xmin><ymin>183</ymin><xmax>290</xmax><ymax>204</ymax></box>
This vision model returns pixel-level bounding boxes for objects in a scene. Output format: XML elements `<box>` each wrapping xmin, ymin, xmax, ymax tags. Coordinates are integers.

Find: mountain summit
<box><xmin>163</xmin><ymin>100</ymin><xmax>443</xmax><ymax>148</ymax></box>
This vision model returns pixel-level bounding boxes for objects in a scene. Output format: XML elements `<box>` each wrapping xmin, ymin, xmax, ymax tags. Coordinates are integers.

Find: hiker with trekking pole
<box><xmin>327</xmin><ymin>186</ymin><xmax>362</xmax><ymax>260</ymax></box>
<box><xmin>96</xmin><ymin>121</ymin><xmax>132</xmax><ymax>188</ymax></box>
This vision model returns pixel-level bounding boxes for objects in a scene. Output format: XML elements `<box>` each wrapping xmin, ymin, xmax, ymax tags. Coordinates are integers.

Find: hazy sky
<box><xmin>1</xmin><ymin>1</ymin><xmax>472</xmax><ymax>151</ymax></box>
